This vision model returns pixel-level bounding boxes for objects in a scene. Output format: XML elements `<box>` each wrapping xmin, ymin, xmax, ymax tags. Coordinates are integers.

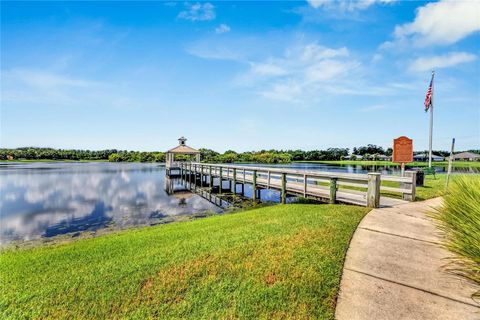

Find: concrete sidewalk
<box><xmin>335</xmin><ymin>198</ymin><xmax>479</xmax><ymax>320</ymax></box>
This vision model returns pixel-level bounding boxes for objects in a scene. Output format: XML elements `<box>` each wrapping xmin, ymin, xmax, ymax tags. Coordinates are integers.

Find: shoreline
<box><xmin>2</xmin><ymin>159</ymin><xmax>480</xmax><ymax>168</ymax></box>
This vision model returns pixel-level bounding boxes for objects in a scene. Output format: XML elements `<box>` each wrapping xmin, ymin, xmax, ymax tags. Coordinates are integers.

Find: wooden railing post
<box><xmin>233</xmin><ymin>168</ymin><xmax>237</xmax><ymax>195</ymax></box>
<box><xmin>403</xmin><ymin>171</ymin><xmax>417</xmax><ymax>201</ymax></box>
<box><xmin>219</xmin><ymin>167</ymin><xmax>223</xmax><ymax>194</ymax></box>
<box><xmin>243</xmin><ymin>169</ymin><xmax>246</xmax><ymax>182</ymax></box>
<box><xmin>329</xmin><ymin>178</ymin><xmax>337</xmax><ymax>204</ymax></box>
<box><xmin>209</xmin><ymin>166</ymin><xmax>213</xmax><ymax>187</ymax></box>
<box><xmin>267</xmin><ymin>171</ymin><xmax>271</xmax><ymax>188</ymax></box>
<box><xmin>303</xmin><ymin>174</ymin><xmax>307</xmax><ymax>197</ymax></box>
<box><xmin>252</xmin><ymin>170</ymin><xmax>257</xmax><ymax>201</ymax></box>
<box><xmin>200</xmin><ymin>165</ymin><xmax>204</xmax><ymax>188</ymax></box>
<box><xmin>367</xmin><ymin>173</ymin><xmax>381</xmax><ymax>208</ymax></box>
<box><xmin>189</xmin><ymin>162</ymin><xmax>192</xmax><ymax>186</ymax></box>
<box><xmin>281</xmin><ymin>173</ymin><xmax>287</xmax><ymax>204</ymax></box>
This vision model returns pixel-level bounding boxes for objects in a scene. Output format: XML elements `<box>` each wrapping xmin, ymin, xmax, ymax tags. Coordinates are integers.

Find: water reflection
<box><xmin>0</xmin><ymin>162</ymin><xmax>221</xmax><ymax>244</ymax></box>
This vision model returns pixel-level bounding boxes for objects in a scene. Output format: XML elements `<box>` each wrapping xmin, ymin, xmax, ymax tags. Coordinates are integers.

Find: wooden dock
<box><xmin>177</xmin><ymin>163</ymin><xmax>417</xmax><ymax>208</ymax></box>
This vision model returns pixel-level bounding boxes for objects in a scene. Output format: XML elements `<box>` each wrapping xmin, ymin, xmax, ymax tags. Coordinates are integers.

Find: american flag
<box><xmin>424</xmin><ymin>72</ymin><xmax>434</xmax><ymax>112</ymax></box>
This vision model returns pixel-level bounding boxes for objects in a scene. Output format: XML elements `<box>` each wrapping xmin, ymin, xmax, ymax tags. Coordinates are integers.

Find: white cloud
<box><xmin>178</xmin><ymin>2</ymin><xmax>215</xmax><ymax>21</ymax></box>
<box><xmin>389</xmin><ymin>0</ymin><xmax>480</xmax><ymax>47</ymax></box>
<box><xmin>307</xmin><ymin>0</ymin><xmax>396</xmax><ymax>11</ymax></box>
<box><xmin>1</xmin><ymin>68</ymin><xmax>142</xmax><ymax>110</ymax></box>
<box><xmin>408</xmin><ymin>52</ymin><xmax>477</xmax><ymax>72</ymax></box>
<box><xmin>237</xmin><ymin>43</ymin><xmax>359</xmax><ymax>102</ymax></box>
<box><xmin>4</xmin><ymin>69</ymin><xmax>93</xmax><ymax>89</ymax></box>
<box><xmin>215</xmin><ymin>23</ymin><xmax>231</xmax><ymax>34</ymax></box>
<box><xmin>250</xmin><ymin>63</ymin><xmax>288</xmax><ymax>76</ymax></box>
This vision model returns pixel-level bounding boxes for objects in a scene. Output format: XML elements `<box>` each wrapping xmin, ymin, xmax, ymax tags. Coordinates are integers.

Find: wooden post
<box><xmin>367</xmin><ymin>173</ymin><xmax>381</xmax><ymax>208</ymax></box>
<box><xmin>219</xmin><ymin>167</ymin><xmax>223</xmax><ymax>194</ymax></box>
<box><xmin>252</xmin><ymin>170</ymin><xmax>257</xmax><ymax>201</ymax></box>
<box><xmin>303</xmin><ymin>174</ymin><xmax>307</xmax><ymax>197</ymax></box>
<box><xmin>403</xmin><ymin>171</ymin><xmax>417</xmax><ymax>201</ymax></box>
<box><xmin>200</xmin><ymin>165</ymin><xmax>204</xmax><ymax>188</ymax></box>
<box><xmin>281</xmin><ymin>173</ymin><xmax>287</xmax><ymax>204</ymax></box>
<box><xmin>329</xmin><ymin>178</ymin><xmax>337</xmax><ymax>204</ymax></box>
<box><xmin>267</xmin><ymin>171</ymin><xmax>271</xmax><ymax>188</ymax></box>
<box><xmin>243</xmin><ymin>169</ymin><xmax>246</xmax><ymax>182</ymax></box>
<box><xmin>233</xmin><ymin>168</ymin><xmax>237</xmax><ymax>195</ymax></box>
<box><xmin>193</xmin><ymin>164</ymin><xmax>197</xmax><ymax>190</ymax></box>
<box><xmin>189</xmin><ymin>163</ymin><xmax>192</xmax><ymax>185</ymax></box>
<box><xmin>209</xmin><ymin>166</ymin><xmax>213</xmax><ymax>187</ymax></box>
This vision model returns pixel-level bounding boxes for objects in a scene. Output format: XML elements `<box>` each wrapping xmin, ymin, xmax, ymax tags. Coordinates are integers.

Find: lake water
<box><xmin>1</xmin><ymin>161</ymin><xmax>476</xmax><ymax>245</ymax></box>
<box><xmin>0</xmin><ymin>162</ymin><xmax>223</xmax><ymax>245</ymax></box>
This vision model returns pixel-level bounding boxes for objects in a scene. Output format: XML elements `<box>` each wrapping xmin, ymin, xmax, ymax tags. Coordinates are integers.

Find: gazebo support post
<box><xmin>219</xmin><ymin>167</ymin><xmax>223</xmax><ymax>194</ymax></box>
<box><xmin>233</xmin><ymin>168</ymin><xmax>237</xmax><ymax>195</ymax></box>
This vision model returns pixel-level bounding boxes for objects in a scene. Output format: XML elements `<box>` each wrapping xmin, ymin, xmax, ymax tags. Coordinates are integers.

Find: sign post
<box><xmin>445</xmin><ymin>138</ymin><xmax>455</xmax><ymax>192</ymax></box>
<box><xmin>393</xmin><ymin>136</ymin><xmax>413</xmax><ymax>177</ymax></box>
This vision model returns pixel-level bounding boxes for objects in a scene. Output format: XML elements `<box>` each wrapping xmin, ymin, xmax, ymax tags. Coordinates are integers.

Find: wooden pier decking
<box><xmin>176</xmin><ymin>163</ymin><xmax>417</xmax><ymax>208</ymax></box>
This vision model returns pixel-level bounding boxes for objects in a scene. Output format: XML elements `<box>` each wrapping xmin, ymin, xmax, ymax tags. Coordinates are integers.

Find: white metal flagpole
<box><xmin>428</xmin><ymin>70</ymin><xmax>435</xmax><ymax>168</ymax></box>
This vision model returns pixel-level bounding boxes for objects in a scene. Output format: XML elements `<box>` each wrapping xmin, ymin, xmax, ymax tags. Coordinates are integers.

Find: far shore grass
<box><xmin>299</xmin><ymin>160</ymin><xmax>480</xmax><ymax>168</ymax></box>
<box><xmin>0</xmin><ymin>204</ymin><xmax>369</xmax><ymax>319</ymax></box>
<box><xmin>3</xmin><ymin>159</ymin><xmax>480</xmax><ymax>169</ymax></box>
<box><xmin>1</xmin><ymin>159</ymin><xmax>107</xmax><ymax>163</ymax></box>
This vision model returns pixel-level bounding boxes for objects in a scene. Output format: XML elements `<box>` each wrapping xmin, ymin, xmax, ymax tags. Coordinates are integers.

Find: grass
<box><xmin>0</xmin><ymin>204</ymin><xmax>369</xmax><ymax>319</ymax></box>
<box><xmin>429</xmin><ymin>176</ymin><xmax>480</xmax><ymax>302</ymax></box>
<box><xmin>1</xmin><ymin>159</ymin><xmax>107</xmax><ymax>163</ymax></box>
<box><xmin>299</xmin><ymin>160</ymin><xmax>480</xmax><ymax>168</ymax></box>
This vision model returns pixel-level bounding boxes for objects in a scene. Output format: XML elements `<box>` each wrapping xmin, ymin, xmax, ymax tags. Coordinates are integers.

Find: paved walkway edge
<box><xmin>335</xmin><ymin>197</ymin><xmax>480</xmax><ymax>320</ymax></box>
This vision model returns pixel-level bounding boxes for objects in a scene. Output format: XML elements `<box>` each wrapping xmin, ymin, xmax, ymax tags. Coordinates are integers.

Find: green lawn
<box><xmin>0</xmin><ymin>204</ymin><xmax>369</xmax><ymax>320</ymax></box>
<box><xmin>300</xmin><ymin>160</ymin><xmax>480</xmax><ymax>168</ymax></box>
<box><xmin>1</xmin><ymin>159</ymin><xmax>107</xmax><ymax>163</ymax></box>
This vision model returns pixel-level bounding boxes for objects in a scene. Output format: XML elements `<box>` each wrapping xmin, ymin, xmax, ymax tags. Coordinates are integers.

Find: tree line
<box><xmin>2</xmin><ymin>146</ymin><xmax>477</xmax><ymax>163</ymax></box>
<box><xmin>1</xmin><ymin>147</ymin><xmax>347</xmax><ymax>163</ymax></box>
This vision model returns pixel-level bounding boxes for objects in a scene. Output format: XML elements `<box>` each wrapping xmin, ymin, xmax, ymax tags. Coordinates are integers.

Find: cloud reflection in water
<box><xmin>0</xmin><ymin>162</ymin><xmax>221</xmax><ymax>244</ymax></box>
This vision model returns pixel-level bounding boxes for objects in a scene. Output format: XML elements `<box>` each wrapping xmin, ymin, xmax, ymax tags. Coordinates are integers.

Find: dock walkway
<box><xmin>178</xmin><ymin>163</ymin><xmax>416</xmax><ymax>208</ymax></box>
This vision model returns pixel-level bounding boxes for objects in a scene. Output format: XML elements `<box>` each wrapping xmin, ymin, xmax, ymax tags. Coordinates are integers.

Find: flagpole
<box><xmin>428</xmin><ymin>70</ymin><xmax>434</xmax><ymax>168</ymax></box>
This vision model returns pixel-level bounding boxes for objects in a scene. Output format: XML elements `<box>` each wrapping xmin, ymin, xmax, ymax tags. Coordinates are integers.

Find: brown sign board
<box><xmin>393</xmin><ymin>136</ymin><xmax>413</xmax><ymax>163</ymax></box>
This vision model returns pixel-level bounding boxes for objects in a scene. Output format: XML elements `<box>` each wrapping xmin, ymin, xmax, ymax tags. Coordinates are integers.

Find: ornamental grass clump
<box><xmin>430</xmin><ymin>176</ymin><xmax>480</xmax><ymax>302</ymax></box>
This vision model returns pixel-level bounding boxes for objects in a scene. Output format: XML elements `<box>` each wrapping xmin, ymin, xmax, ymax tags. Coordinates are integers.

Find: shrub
<box><xmin>430</xmin><ymin>176</ymin><xmax>480</xmax><ymax>302</ymax></box>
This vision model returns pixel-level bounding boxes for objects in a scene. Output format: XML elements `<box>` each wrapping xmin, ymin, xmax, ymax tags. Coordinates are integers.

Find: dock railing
<box><xmin>180</xmin><ymin>163</ymin><xmax>416</xmax><ymax>208</ymax></box>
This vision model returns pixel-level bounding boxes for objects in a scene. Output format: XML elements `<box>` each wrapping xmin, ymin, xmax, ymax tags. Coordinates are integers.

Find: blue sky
<box><xmin>1</xmin><ymin>0</ymin><xmax>479</xmax><ymax>152</ymax></box>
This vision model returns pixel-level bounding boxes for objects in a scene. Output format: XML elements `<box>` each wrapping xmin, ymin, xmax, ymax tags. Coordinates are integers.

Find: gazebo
<box><xmin>165</xmin><ymin>137</ymin><xmax>200</xmax><ymax>170</ymax></box>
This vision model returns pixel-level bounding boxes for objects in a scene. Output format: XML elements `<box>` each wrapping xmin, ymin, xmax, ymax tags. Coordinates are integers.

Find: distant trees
<box><xmin>0</xmin><ymin>147</ymin><xmax>119</xmax><ymax>161</ymax></box>
<box><xmin>0</xmin><ymin>147</ymin><xmax>165</xmax><ymax>162</ymax></box>
<box><xmin>107</xmin><ymin>151</ymin><xmax>165</xmax><ymax>162</ymax></box>
<box><xmin>353</xmin><ymin>144</ymin><xmax>385</xmax><ymax>156</ymax></box>
<box><xmin>2</xmin><ymin>146</ymin><xmax>458</xmax><ymax>164</ymax></box>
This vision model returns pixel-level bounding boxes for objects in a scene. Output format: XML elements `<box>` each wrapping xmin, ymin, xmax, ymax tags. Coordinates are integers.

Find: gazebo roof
<box><xmin>167</xmin><ymin>136</ymin><xmax>200</xmax><ymax>154</ymax></box>
<box><xmin>167</xmin><ymin>145</ymin><xmax>200</xmax><ymax>154</ymax></box>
